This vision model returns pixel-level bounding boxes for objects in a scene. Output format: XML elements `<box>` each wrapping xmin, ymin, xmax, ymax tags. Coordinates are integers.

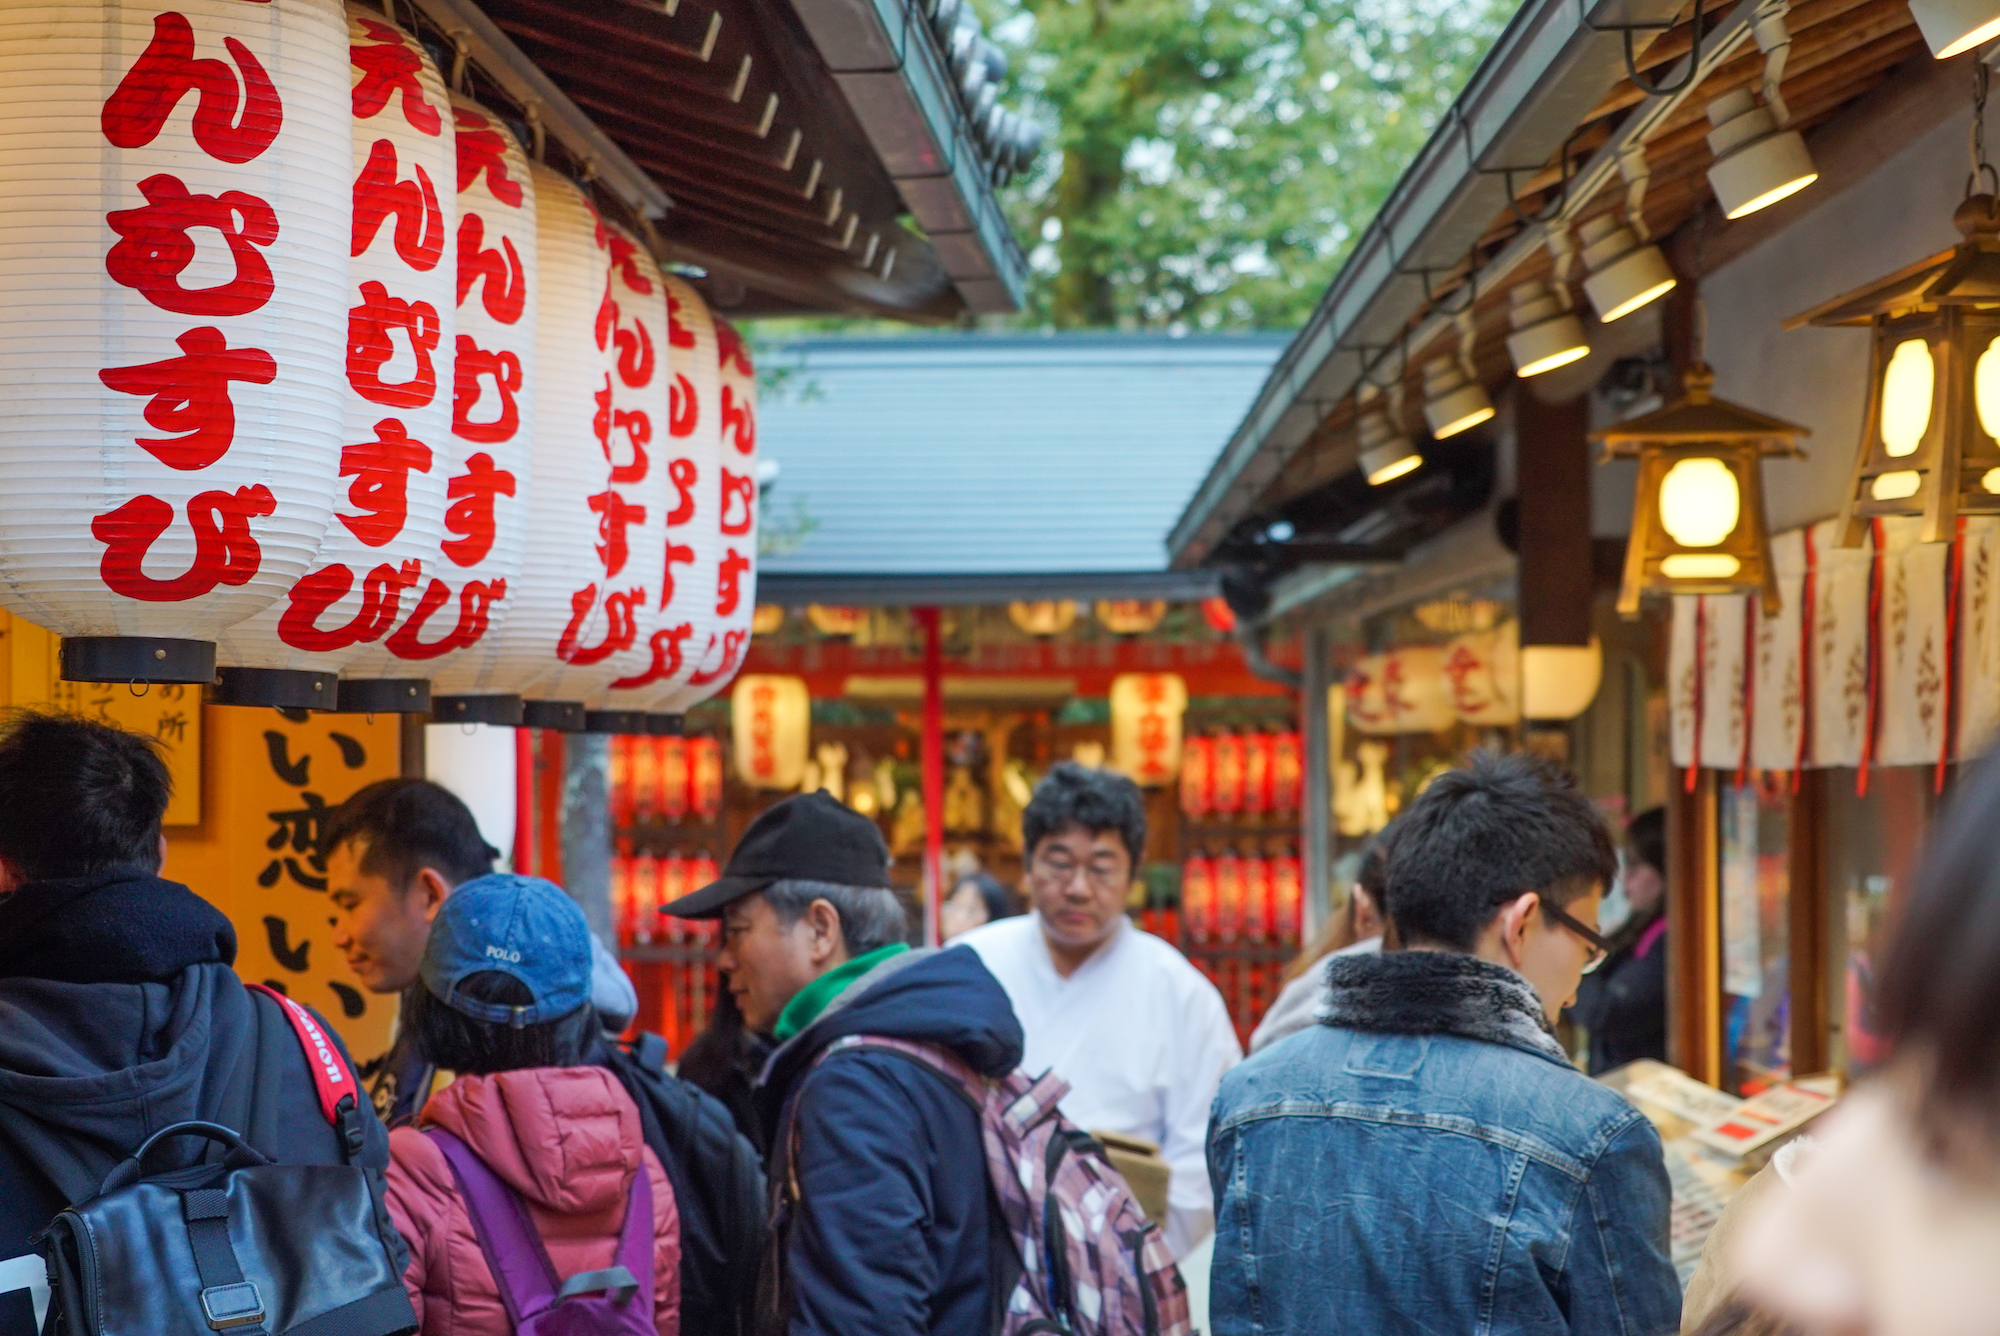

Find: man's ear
<box><xmin>416</xmin><ymin>866</ymin><xmax>453</xmax><ymax>922</ymax></box>
<box><xmin>157</xmin><ymin>833</ymin><xmax>170</xmax><ymax>873</ymax></box>
<box><xmin>804</xmin><ymin>897</ymin><xmax>846</xmax><ymax>968</ymax></box>
<box><xmin>1495</xmin><ymin>890</ymin><xmax>1539</xmax><ymax>967</ymax></box>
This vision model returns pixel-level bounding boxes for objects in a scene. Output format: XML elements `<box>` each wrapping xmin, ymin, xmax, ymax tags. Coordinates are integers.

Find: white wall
<box><xmin>1702</xmin><ymin>112</ymin><xmax>1970</xmax><ymax>534</ymax></box>
<box><xmin>425</xmin><ymin>723</ymin><xmax>517</xmax><ymax>866</ymax></box>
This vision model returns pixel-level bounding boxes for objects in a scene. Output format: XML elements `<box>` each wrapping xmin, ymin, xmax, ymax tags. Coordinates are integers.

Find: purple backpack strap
<box><xmin>426</xmin><ymin>1128</ymin><xmax>562</xmax><ymax>1327</ymax></box>
<box><xmin>425</xmin><ymin>1128</ymin><xmax>657</xmax><ymax>1329</ymax></box>
<box><xmin>816</xmin><ymin>1034</ymin><xmax>986</xmax><ymax>1107</ymax></box>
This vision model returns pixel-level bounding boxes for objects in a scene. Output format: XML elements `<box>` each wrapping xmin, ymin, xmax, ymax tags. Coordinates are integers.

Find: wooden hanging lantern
<box><xmin>1787</xmin><ymin>193</ymin><xmax>2000</xmax><ymax>545</ymax></box>
<box><xmin>1594</xmin><ymin>363</ymin><xmax>1806</xmax><ymax>617</ymax></box>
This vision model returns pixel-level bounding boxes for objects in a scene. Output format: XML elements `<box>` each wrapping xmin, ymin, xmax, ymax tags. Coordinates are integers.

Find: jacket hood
<box><xmin>0</xmin><ymin>869</ymin><xmax>235</xmax><ymax>984</ymax></box>
<box><xmin>760</xmin><ymin>946</ymin><xmax>1023</xmax><ymax>1104</ymax></box>
<box><xmin>1320</xmin><ymin>950</ymin><xmax>1572</xmax><ymax>1068</ymax></box>
<box><xmin>421</xmin><ymin>1067</ymin><xmax>644</xmax><ymax>1215</ymax></box>
<box><xmin>0</xmin><ymin>963</ymin><xmax>266</xmax><ymax>1196</ymax></box>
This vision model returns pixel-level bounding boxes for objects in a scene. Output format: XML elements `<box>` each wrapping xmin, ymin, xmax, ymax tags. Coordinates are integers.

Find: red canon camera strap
<box><xmin>244</xmin><ymin>982</ymin><xmax>358</xmax><ymax>1128</ymax></box>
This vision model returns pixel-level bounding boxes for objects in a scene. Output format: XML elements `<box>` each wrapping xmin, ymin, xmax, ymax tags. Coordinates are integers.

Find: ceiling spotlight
<box><xmin>1505</xmin><ymin>280</ymin><xmax>1590</xmax><ymax>378</ymax></box>
<box><xmin>1358</xmin><ymin>407</ymin><xmax>1421</xmax><ymax>485</ymax></box>
<box><xmin>1907</xmin><ymin>0</ymin><xmax>2000</xmax><ymax>57</ymax></box>
<box><xmin>1706</xmin><ymin>89</ymin><xmax>1817</xmax><ymax>220</ymax></box>
<box><xmin>1421</xmin><ymin>355</ymin><xmax>1494</xmax><ymax>439</ymax></box>
<box><xmin>1578</xmin><ymin>212</ymin><xmax>1677</xmax><ymax>323</ymax></box>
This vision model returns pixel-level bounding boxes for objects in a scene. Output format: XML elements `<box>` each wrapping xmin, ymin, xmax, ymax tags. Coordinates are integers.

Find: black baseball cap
<box><xmin>660</xmin><ymin>790</ymin><xmax>893</xmax><ymax>919</ymax></box>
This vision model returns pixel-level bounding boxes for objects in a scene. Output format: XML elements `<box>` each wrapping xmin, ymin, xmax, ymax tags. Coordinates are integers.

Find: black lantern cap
<box><xmin>211</xmin><ymin>665</ymin><xmax>336</xmax><ymax>709</ymax></box>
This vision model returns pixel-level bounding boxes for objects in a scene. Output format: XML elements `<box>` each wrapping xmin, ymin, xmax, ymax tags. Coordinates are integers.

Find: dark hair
<box><xmin>953</xmin><ymin>872</ymin><xmax>1020</xmax><ymax>924</ymax></box>
<box><xmin>1877</xmin><ymin>748</ymin><xmax>2000</xmax><ymax>1158</ymax></box>
<box><xmin>320</xmin><ymin>778</ymin><xmax>497</xmax><ymax>890</ymax></box>
<box><xmin>0</xmin><ymin>710</ymin><xmax>171</xmax><ymax>881</ymax></box>
<box><xmin>1384</xmin><ymin>750</ymin><xmax>1617</xmax><ymax>951</ymax></box>
<box><xmin>405</xmin><ymin>970</ymin><xmax>593</xmax><ymax>1075</ymax></box>
<box><xmin>1023</xmin><ymin>761</ymin><xmax>1147</xmax><ymax>865</ymax></box>
<box><xmin>1626</xmin><ymin>806</ymin><xmax>1666</xmax><ymax>876</ymax></box>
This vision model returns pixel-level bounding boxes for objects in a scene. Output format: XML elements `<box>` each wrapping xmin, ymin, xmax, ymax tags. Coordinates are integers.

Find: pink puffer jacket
<box><xmin>386</xmin><ymin>1066</ymin><xmax>681</xmax><ymax>1336</ymax></box>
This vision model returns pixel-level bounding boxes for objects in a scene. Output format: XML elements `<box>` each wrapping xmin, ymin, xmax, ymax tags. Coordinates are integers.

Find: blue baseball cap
<box><xmin>420</xmin><ymin>874</ymin><xmax>593</xmax><ymax>1027</ymax></box>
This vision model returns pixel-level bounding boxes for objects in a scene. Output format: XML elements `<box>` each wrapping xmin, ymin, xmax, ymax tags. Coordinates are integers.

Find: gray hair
<box><xmin>764</xmin><ymin>878</ymin><xmax>909</xmax><ymax>955</ymax></box>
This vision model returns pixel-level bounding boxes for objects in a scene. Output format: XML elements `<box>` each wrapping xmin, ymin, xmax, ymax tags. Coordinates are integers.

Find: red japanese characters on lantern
<box><xmin>405</xmin><ymin>93</ymin><xmax>537</xmax><ymax>715</ymax></box>
<box><xmin>640</xmin><ymin>275</ymin><xmax>725</xmax><ymax>719</ymax></box>
<box><xmin>1182</xmin><ymin>853</ymin><xmax>1216</xmax><ymax>943</ymax></box>
<box><xmin>1212</xmin><ymin>732</ymin><xmax>1246</xmax><ymax>814</ymax></box>
<box><xmin>1346</xmin><ymin>656</ymin><xmax>1393</xmax><ymax>734</ymax></box>
<box><xmin>475</xmin><ymin>164</ymin><xmax>619</xmax><ymax>711</ymax></box>
<box><xmin>730</xmin><ymin>674</ymin><xmax>806</xmax><ymax>787</ymax></box>
<box><xmin>0</xmin><ymin>0</ymin><xmax>354</xmax><ymax>683</ymax></box>
<box><xmin>666</xmin><ymin>318</ymin><xmax>759</xmax><ymax>710</ymax></box>
<box><xmin>689</xmin><ymin>735</ymin><xmax>724</xmax><ymax>821</ymax></box>
<box><xmin>1180</xmin><ymin>733</ymin><xmax>1214</xmax><ymax>818</ymax></box>
<box><xmin>579</xmin><ymin>223</ymin><xmax>673</xmax><ymax>719</ymax></box>
<box><xmin>214</xmin><ymin>6</ymin><xmax>456</xmax><ymax>705</ymax></box>
<box><xmin>1444</xmin><ymin>624</ymin><xmax>1522</xmax><ymax>726</ymax></box>
<box><xmin>1109</xmin><ymin>672</ymin><xmax>1187</xmax><ymax>786</ymax></box>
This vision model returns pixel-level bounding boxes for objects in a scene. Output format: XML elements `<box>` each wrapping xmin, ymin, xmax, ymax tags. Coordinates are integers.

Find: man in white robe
<box><xmin>955</xmin><ymin>762</ymin><xmax>1241</xmax><ymax>1259</ymax></box>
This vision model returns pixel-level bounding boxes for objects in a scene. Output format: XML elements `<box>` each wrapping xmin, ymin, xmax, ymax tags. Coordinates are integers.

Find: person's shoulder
<box><xmin>1123</xmin><ymin>928</ymin><xmax>1231</xmax><ymax>1004</ymax></box>
<box><xmin>950</xmin><ymin>914</ymin><xmax>1036</xmax><ymax>957</ymax></box>
<box><xmin>1455</xmin><ymin>1038</ymin><xmax>1653</xmax><ymax>1157</ymax></box>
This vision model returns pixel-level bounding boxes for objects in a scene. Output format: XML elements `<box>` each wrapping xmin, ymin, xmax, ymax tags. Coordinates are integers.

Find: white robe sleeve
<box><xmin>1161</xmin><ymin>966</ymin><xmax>1242</xmax><ymax>1259</ymax></box>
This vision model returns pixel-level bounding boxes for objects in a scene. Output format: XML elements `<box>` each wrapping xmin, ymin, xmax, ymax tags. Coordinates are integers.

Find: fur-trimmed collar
<box><xmin>1318</xmin><ymin>950</ymin><xmax>1572</xmax><ymax>1067</ymax></box>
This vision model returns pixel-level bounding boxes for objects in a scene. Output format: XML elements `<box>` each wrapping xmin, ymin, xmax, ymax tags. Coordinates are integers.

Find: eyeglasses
<box><xmin>1031</xmin><ymin>853</ymin><xmax>1128</xmax><ymax>892</ymax></box>
<box><xmin>1542</xmin><ymin>899</ymin><xmax>1610</xmax><ymax>974</ymax></box>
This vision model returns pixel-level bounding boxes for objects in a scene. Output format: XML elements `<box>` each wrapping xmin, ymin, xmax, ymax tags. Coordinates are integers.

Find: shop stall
<box><xmin>0</xmin><ymin>0</ymin><xmax>1038</xmax><ymax>1059</ymax></box>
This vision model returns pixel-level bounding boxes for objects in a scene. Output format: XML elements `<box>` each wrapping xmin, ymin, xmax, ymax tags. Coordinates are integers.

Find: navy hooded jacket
<box><xmin>755</xmin><ymin>945</ymin><xmax>1024</xmax><ymax>1336</ymax></box>
<box><xmin>0</xmin><ymin>870</ymin><xmax>387</xmax><ymax>1336</ymax></box>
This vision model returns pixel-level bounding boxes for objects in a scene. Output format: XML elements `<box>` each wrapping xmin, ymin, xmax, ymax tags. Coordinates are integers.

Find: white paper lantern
<box><xmin>638</xmin><ymin>274</ymin><xmax>724</xmax><ymax>722</ymax></box>
<box><xmin>1109</xmin><ymin>672</ymin><xmax>1188</xmax><ymax>785</ymax></box>
<box><xmin>730</xmin><ymin>674</ymin><xmax>809</xmax><ymax>788</ymax></box>
<box><xmin>473</xmin><ymin>164</ymin><xmax>637</xmax><ymax>728</ymax></box>
<box><xmin>578</xmin><ymin>222</ymin><xmax>672</xmax><ymax>732</ymax></box>
<box><xmin>212</xmin><ymin>5</ymin><xmax>454</xmax><ymax>709</ymax></box>
<box><xmin>667</xmin><ymin>316</ymin><xmax>759</xmax><ymax>711</ymax></box>
<box><xmin>0</xmin><ymin>0</ymin><xmax>353</xmax><ymax>683</ymax></box>
<box><xmin>411</xmin><ymin>92</ymin><xmax>537</xmax><ymax>726</ymax></box>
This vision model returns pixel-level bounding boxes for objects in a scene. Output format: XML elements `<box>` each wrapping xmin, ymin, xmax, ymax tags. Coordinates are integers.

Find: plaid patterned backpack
<box><xmin>815</xmin><ymin>1035</ymin><xmax>1191</xmax><ymax>1336</ymax></box>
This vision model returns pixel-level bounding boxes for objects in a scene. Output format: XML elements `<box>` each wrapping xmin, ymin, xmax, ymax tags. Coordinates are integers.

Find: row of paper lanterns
<box><xmin>0</xmin><ymin>0</ymin><xmax>755</xmax><ymax>728</ymax></box>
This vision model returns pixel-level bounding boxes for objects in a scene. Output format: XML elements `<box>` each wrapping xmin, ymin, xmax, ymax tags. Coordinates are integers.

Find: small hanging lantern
<box><xmin>729</xmin><ymin>674</ymin><xmax>809</xmax><ymax>789</ymax></box>
<box><xmin>1094</xmin><ymin>599</ymin><xmax>1167</xmax><ymax>634</ymax></box>
<box><xmin>1789</xmin><ymin>187</ymin><xmax>2000</xmax><ymax>545</ymax></box>
<box><xmin>1109</xmin><ymin>672</ymin><xmax>1187</xmax><ymax>787</ymax></box>
<box><xmin>1595</xmin><ymin>363</ymin><xmax>1806</xmax><ymax>616</ymax></box>
<box><xmin>1009</xmin><ymin>600</ymin><xmax>1077</xmax><ymax>636</ymax></box>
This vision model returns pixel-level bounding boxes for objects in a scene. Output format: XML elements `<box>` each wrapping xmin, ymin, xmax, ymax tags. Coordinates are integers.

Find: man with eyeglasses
<box><xmin>1207</xmin><ymin>750</ymin><xmax>1679</xmax><ymax>1336</ymax></box>
<box><xmin>953</xmin><ymin>761</ymin><xmax>1240</xmax><ymax>1261</ymax></box>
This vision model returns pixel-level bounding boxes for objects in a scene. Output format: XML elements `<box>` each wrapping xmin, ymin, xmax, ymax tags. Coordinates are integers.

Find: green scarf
<box><xmin>773</xmin><ymin>943</ymin><xmax>910</xmax><ymax>1042</ymax></box>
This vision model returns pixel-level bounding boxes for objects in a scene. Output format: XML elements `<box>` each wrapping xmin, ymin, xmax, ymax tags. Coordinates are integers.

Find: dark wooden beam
<box><xmin>1516</xmin><ymin>389</ymin><xmax>1595</xmax><ymax>647</ymax></box>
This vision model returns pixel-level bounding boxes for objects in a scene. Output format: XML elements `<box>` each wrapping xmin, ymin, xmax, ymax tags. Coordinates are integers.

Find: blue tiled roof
<box><xmin>756</xmin><ymin>333</ymin><xmax>1291</xmax><ymax>577</ymax></box>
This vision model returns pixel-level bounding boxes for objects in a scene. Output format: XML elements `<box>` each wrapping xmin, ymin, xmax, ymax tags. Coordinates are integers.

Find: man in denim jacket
<box><xmin>1208</xmin><ymin>751</ymin><xmax>1679</xmax><ymax>1335</ymax></box>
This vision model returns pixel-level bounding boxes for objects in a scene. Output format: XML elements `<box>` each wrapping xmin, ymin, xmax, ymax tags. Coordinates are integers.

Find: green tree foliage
<box><xmin>983</xmin><ymin>0</ymin><xmax>1509</xmax><ymax>330</ymax></box>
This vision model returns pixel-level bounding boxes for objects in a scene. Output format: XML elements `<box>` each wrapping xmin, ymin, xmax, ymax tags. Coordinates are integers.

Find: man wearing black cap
<box><xmin>660</xmin><ymin>791</ymin><xmax>1025</xmax><ymax>1336</ymax></box>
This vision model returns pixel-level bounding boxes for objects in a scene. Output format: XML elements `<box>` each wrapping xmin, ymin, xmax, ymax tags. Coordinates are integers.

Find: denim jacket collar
<box><xmin>1319</xmin><ymin>950</ymin><xmax>1572</xmax><ymax>1068</ymax></box>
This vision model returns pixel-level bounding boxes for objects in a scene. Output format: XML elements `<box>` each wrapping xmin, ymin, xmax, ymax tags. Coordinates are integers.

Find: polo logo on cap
<box><xmin>483</xmin><ymin>945</ymin><xmax>523</xmax><ymax>963</ymax></box>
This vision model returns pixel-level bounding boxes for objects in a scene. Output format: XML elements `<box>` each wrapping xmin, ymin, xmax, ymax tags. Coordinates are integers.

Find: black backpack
<box><xmin>602</xmin><ymin>1034</ymin><xmax>765</xmax><ymax>1336</ymax></box>
<box><xmin>39</xmin><ymin>988</ymin><xmax>416</xmax><ymax>1336</ymax></box>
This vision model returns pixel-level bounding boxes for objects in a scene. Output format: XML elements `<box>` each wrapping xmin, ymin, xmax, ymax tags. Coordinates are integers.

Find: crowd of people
<box><xmin>0</xmin><ymin>705</ymin><xmax>1995</xmax><ymax>1335</ymax></box>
